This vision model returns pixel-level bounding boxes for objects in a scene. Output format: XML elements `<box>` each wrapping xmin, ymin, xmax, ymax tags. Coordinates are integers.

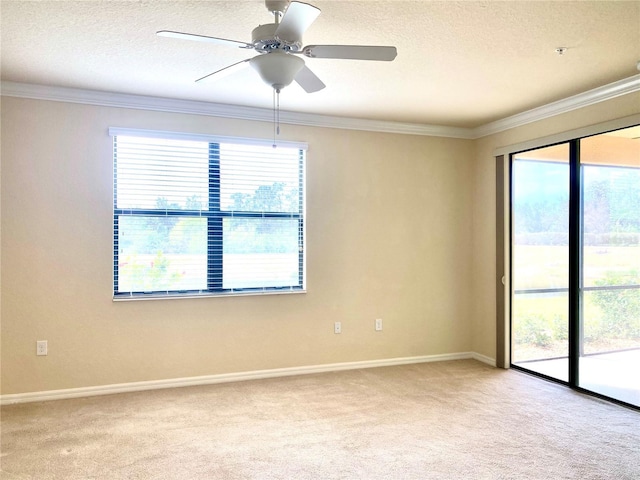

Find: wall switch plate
<box><xmin>375</xmin><ymin>318</ymin><xmax>383</xmax><ymax>331</ymax></box>
<box><xmin>334</xmin><ymin>321</ymin><xmax>342</xmax><ymax>334</ymax></box>
<box><xmin>36</xmin><ymin>340</ymin><xmax>48</xmax><ymax>356</ymax></box>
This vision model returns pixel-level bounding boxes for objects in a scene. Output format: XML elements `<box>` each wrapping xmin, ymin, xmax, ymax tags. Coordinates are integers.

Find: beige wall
<box><xmin>3</xmin><ymin>90</ymin><xmax>638</xmax><ymax>396</ymax></box>
<box><xmin>470</xmin><ymin>91</ymin><xmax>640</xmax><ymax>360</ymax></box>
<box><xmin>1</xmin><ymin>97</ymin><xmax>474</xmax><ymax>395</ymax></box>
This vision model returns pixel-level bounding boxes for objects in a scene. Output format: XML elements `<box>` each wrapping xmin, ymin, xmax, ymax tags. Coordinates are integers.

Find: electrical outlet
<box><xmin>375</xmin><ymin>318</ymin><xmax>383</xmax><ymax>331</ymax></box>
<box><xmin>334</xmin><ymin>321</ymin><xmax>342</xmax><ymax>334</ymax></box>
<box><xmin>36</xmin><ymin>340</ymin><xmax>48</xmax><ymax>356</ymax></box>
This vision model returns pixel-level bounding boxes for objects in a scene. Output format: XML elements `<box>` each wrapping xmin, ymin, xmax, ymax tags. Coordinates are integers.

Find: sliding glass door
<box><xmin>511</xmin><ymin>125</ymin><xmax>640</xmax><ymax>408</ymax></box>
<box><xmin>578</xmin><ymin>130</ymin><xmax>640</xmax><ymax>406</ymax></box>
<box><xmin>511</xmin><ymin>143</ymin><xmax>570</xmax><ymax>382</ymax></box>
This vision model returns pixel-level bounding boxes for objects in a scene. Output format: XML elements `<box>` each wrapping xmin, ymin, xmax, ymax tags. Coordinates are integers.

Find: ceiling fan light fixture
<box><xmin>250</xmin><ymin>51</ymin><xmax>304</xmax><ymax>90</ymax></box>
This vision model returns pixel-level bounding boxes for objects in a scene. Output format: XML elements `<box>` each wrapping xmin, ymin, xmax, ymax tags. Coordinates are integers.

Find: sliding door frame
<box><xmin>568</xmin><ymin>139</ymin><xmax>580</xmax><ymax>387</ymax></box>
<box><xmin>495</xmin><ymin>155</ymin><xmax>510</xmax><ymax>369</ymax></box>
<box><xmin>494</xmin><ymin>114</ymin><xmax>640</xmax><ymax>407</ymax></box>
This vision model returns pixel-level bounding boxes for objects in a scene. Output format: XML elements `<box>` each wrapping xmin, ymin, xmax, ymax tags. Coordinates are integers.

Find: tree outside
<box><xmin>118</xmin><ymin>182</ymin><xmax>300</xmax><ymax>292</ymax></box>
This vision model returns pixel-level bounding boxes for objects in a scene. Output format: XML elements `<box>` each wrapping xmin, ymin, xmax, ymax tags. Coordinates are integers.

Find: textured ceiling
<box><xmin>1</xmin><ymin>0</ymin><xmax>639</xmax><ymax>128</ymax></box>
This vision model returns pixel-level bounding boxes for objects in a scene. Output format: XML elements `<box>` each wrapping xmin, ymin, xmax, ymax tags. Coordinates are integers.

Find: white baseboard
<box><xmin>472</xmin><ymin>352</ymin><xmax>497</xmax><ymax>367</ymax></box>
<box><xmin>0</xmin><ymin>352</ymin><xmax>495</xmax><ymax>405</ymax></box>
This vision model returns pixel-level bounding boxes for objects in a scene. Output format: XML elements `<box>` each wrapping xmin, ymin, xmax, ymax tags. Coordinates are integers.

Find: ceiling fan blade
<box><xmin>157</xmin><ymin>30</ymin><xmax>253</xmax><ymax>49</ymax></box>
<box><xmin>195</xmin><ymin>59</ymin><xmax>251</xmax><ymax>83</ymax></box>
<box><xmin>294</xmin><ymin>65</ymin><xmax>326</xmax><ymax>93</ymax></box>
<box><xmin>302</xmin><ymin>45</ymin><xmax>397</xmax><ymax>61</ymax></box>
<box><xmin>275</xmin><ymin>2</ymin><xmax>321</xmax><ymax>43</ymax></box>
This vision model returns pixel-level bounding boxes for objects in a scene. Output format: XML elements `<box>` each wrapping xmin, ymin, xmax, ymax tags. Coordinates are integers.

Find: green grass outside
<box><xmin>512</xmin><ymin>244</ymin><xmax>640</xmax><ymax>362</ymax></box>
<box><xmin>513</xmin><ymin>245</ymin><xmax>639</xmax><ymax>290</ymax></box>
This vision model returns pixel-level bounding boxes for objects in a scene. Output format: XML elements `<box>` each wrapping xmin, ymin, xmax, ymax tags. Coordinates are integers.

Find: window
<box><xmin>111</xmin><ymin>128</ymin><xmax>306</xmax><ymax>298</ymax></box>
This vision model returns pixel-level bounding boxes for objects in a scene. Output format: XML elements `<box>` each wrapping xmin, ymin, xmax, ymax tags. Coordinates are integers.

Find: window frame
<box><xmin>110</xmin><ymin>128</ymin><xmax>307</xmax><ymax>300</ymax></box>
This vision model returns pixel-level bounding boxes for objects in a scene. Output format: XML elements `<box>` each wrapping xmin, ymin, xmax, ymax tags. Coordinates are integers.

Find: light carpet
<box><xmin>1</xmin><ymin>360</ymin><xmax>639</xmax><ymax>479</ymax></box>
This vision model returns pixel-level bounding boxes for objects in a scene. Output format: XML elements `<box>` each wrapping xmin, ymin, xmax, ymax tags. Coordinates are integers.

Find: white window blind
<box><xmin>111</xmin><ymin>129</ymin><xmax>306</xmax><ymax>298</ymax></box>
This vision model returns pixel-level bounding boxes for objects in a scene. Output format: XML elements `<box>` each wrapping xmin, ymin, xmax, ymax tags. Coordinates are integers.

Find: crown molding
<box><xmin>2</xmin><ymin>74</ymin><xmax>639</xmax><ymax>139</ymax></box>
<box><xmin>0</xmin><ymin>81</ymin><xmax>473</xmax><ymax>139</ymax></box>
<box><xmin>473</xmin><ymin>74</ymin><xmax>640</xmax><ymax>138</ymax></box>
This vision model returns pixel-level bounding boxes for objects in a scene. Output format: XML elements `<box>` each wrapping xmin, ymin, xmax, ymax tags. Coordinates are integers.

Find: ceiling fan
<box><xmin>157</xmin><ymin>0</ymin><xmax>398</xmax><ymax>94</ymax></box>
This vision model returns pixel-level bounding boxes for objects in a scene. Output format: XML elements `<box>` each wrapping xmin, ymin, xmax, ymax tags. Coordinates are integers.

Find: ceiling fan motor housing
<box><xmin>252</xmin><ymin>23</ymin><xmax>301</xmax><ymax>53</ymax></box>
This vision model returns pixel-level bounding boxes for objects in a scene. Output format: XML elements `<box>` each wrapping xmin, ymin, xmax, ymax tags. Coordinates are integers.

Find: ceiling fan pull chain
<box><xmin>276</xmin><ymin>88</ymin><xmax>281</xmax><ymax>136</ymax></box>
<box><xmin>272</xmin><ymin>87</ymin><xmax>281</xmax><ymax>147</ymax></box>
<box><xmin>272</xmin><ymin>88</ymin><xmax>277</xmax><ymax>147</ymax></box>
